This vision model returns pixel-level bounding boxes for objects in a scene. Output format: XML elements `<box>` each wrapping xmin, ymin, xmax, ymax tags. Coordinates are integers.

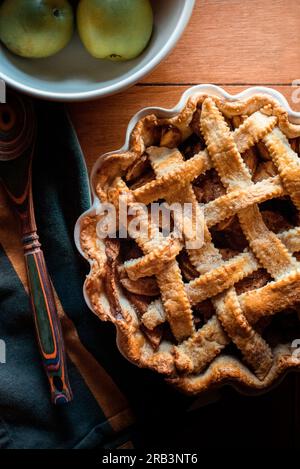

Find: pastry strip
<box><xmin>264</xmin><ymin>127</ymin><xmax>300</xmax><ymax>209</ymax></box>
<box><xmin>108</xmin><ymin>179</ymin><xmax>194</xmax><ymax>342</ymax></box>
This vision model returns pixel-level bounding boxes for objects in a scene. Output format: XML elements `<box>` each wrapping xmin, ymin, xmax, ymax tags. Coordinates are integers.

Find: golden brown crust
<box><xmin>80</xmin><ymin>92</ymin><xmax>300</xmax><ymax>395</ymax></box>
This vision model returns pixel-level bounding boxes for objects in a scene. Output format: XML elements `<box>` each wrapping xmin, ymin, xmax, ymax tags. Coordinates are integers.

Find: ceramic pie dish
<box><xmin>74</xmin><ymin>84</ymin><xmax>300</xmax><ymax>395</ymax></box>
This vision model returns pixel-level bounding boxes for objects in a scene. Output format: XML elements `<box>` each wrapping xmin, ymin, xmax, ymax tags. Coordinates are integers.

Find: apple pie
<box><xmin>80</xmin><ymin>92</ymin><xmax>300</xmax><ymax>394</ymax></box>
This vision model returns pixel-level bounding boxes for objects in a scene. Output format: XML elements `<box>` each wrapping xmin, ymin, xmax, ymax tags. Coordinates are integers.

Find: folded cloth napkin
<box><xmin>0</xmin><ymin>96</ymin><xmax>195</xmax><ymax>449</ymax></box>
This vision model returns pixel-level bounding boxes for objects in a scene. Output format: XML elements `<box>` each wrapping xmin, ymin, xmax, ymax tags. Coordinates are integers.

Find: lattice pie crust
<box><xmin>80</xmin><ymin>93</ymin><xmax>300</xmax><ymax>395</ymax></box>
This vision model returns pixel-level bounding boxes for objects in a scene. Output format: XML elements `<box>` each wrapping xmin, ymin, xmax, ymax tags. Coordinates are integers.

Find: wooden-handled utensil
<box><xmin>0</xmin><ymin>92</ymin><xmax>72</xmax><ymax>404</ymax></box>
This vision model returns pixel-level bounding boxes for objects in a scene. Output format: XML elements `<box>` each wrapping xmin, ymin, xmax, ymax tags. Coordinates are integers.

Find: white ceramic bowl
<box><xmin>74</xmin><ymin>84</ymin><xmax>300</xmax><ymax>372</ymax></box>
<box><xmin>0</xmin><ymin>0</ymin><xmax>195</xmax><ymax>102</ymax></box>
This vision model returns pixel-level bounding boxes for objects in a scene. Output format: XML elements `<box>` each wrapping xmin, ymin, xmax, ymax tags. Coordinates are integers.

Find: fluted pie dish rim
<box><xmin>74</xmin><ymin>84</ymin><xmax>300</xmax><ymax>395</ymax></box>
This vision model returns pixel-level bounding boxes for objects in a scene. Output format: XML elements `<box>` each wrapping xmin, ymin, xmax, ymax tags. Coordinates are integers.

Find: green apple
<box><xmin>0</xmin><ymin>0</ymin><xmax>74</xmax><ymax>58</ymax></box>
<box><xmin>77</xmin><ymin>0</ymin><xmax>153</xmax><ymax>60</ymax></box>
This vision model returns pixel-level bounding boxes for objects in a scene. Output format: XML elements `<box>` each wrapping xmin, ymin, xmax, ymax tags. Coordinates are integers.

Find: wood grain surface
<box><xmin>143</xmin><ymin>0</ymin><xmax>300</xmax><ymax>85</ymax></box>
<box><xmin>69</xmin><ymin>0</ymin><xmax>300</xmax><ymax>171</ymax></box>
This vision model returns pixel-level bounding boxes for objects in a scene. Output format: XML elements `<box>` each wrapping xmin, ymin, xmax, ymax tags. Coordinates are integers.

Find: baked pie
<box><xmin>80</xmin><ymin>92</ymin><xmax>300</xmax><ymax>394</ymax></box>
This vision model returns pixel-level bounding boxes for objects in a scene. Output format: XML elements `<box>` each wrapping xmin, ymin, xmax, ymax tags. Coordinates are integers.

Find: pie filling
<box><xmin>80</xmin><ymin>93</ymin><xmax>300</xmax><ymax>394</ymax></box>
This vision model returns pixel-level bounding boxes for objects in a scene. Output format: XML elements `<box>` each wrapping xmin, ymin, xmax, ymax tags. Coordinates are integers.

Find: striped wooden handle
<box><xmin>0</xmin><ymin>92</ymin><xmax>72</xmax><ymax>404</ymax></box>
<box><xmin>24</xmin><ymin>234</ymin><xmax>72</xmax><ymax>404</ymax></box>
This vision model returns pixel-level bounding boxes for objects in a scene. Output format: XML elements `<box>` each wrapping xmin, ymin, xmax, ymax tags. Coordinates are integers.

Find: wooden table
<box><xmin>69</xmin><ymin>0</ymin><xmax>300</xmax><ymax>448</ymax></box>
<box><xmin>69</xmin><ymin>0</ymin><xmax>300</xmax><ymax>173</ymax></box>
